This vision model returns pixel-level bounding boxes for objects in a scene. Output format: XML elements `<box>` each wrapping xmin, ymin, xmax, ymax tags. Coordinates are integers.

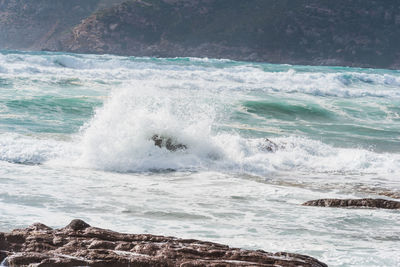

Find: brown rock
<box><xmin>65</xmin><ymin>219</ymin><xmax>91</xmax><ymax>230</ymax></box>
<box><xmin>302</xmin><ymin>198</ymin><xmax>400</xmax><ymax>209</ymax></box>
<box><xmin>0</xmin><ymin>220</ymin><xmax>327</xmax><ymax>267</ymax></box>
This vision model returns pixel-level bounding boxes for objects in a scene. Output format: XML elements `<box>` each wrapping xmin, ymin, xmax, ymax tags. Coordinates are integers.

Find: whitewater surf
<box><xmin>0</xmin><ymin>50</ymin><xmax>399</xmax><ymax>266</ymax></box>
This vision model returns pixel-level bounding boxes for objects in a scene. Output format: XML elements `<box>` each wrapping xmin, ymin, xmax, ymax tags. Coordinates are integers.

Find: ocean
<box><xmin>0</xmin><ymin>50</ymin><xmax>399</xmax><ymax>266</ymax></box>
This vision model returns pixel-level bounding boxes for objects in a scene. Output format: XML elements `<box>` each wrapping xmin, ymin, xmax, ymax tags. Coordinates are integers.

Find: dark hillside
<box><xmin>0</xmin><ymin>0</ymin><xmax>125</xmax><ymax>50</ymax></box>
<box><xmin>60</xmin><ymin>0</ymin><xmax>400</xmax><ymax>69</ymax></box>
<box><xmin>1</xmin><ymin>0</ymin><xmax>400</xmax><ymax>68</ymax></box>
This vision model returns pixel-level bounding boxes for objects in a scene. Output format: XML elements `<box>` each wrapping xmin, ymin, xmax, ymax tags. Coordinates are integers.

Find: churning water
<box><xmin>0</xmin><ymin>50</ymin><xmax>399</xmax><ymax>266</ymax></box>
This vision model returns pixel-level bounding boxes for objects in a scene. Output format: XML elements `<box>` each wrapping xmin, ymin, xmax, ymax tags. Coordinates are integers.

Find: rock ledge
<box><xmin>303</xmin><ymin>198</ymin><xmax>400</xmax><ymax>209</ymax></box>
<box><xmin>0</xmin><ymin>219</ymin><xmax>327</xmax><ymax>266</ymax></box>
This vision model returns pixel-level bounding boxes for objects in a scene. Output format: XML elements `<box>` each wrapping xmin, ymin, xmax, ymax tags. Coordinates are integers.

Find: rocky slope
<box><xmin>1</xmin><ymin>0</ymin><xmax>400</xmax><ymax>69</ymax></box>
<box><xmin>59</xmin><ymin>0</ymin><xmax>400</xmax><ymax>69</ymax></box>
<box><xmin>0</xmin><ymin>219</ymin><xmax>327</xmax><ymax>266</ymax></box>
<box><xmin>0</xmin><ymin>0</ymin><xmax>125</xmax><ymax>50</ymax></box>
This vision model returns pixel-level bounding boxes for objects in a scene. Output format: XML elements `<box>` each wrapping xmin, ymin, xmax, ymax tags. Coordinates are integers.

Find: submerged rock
<box><xmin>303</xmin><ymin>198</ymin><xmax>400</xmax><ymax>209</ymax></box>
<box><xmin>0</xmin><ymin>220</ymin><xmax>327</xmax><ymax>267</ymax></box>
<box><xmin>258</xmin><ymin>138</ymin><xmax>279</xmax><ymax>152</ymax></box>
<box><xmin>151</xmin><ymin>134</ymin><xmax>187</xmax><ymax>151</ymax></box>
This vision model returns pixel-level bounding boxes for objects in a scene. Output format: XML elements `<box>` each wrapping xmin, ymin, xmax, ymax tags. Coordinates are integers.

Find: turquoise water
<box><xmin>0</xmin><ymin>50</ymin><xmax>399</xmax><ymax>266</ymax></box>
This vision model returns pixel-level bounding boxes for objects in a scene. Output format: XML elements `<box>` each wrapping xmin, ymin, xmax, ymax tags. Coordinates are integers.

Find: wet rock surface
<box><xmin>0</xmin><ymin>219</ymin><xmax>327</xmax><ymax>267</ymax></box>
<box><xmin>151</xmin><ymin>134</ymin><xmax>187</xmax><ymax>152</ymax></box>
<box><xmin>258</xmin><ymin>138</ymin><xmax>280</xmax><ymax>152</ymax></box>
<box><xmin>303</xmin><ymin>198</ymin><xmax>400</xmax><ymax>209</ymax></box>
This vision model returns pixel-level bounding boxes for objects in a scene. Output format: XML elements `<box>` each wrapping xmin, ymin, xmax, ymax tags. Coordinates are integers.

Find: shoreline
<box><xmin>7</xmin><ymin>48</ymin><xmax>400</xmax><ymax>71</ymax></box>
<box><xmin>0</xmin><ymin>219</ymin><xmax>327</xmax><ymax>267</ymax></box>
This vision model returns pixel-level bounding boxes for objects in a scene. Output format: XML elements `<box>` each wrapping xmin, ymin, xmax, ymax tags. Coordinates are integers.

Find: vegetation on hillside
<box><xmin>1</xmin><ymin>0</ymin><xmax>400</xmax><ymax>68</ymax></box>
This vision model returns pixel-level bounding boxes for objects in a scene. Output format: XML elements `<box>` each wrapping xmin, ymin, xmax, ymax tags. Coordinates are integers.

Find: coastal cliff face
<box><xmin>0</xmin><ymin>0</ymin><xmax>124</xmax><ymax>50</ymax></box>
<box><xmin>1</xmin><ymin>0</ymin><xmax>400</xmax><ymax>68</ymax></box>
<box><xmin>60</xmin><ymin>0</ymin><xmax>400</xmax><ymax>69</ymax></box>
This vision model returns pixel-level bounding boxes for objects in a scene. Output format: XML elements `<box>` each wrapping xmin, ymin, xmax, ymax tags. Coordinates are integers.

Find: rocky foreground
<box><xmin>0</xmin><ymin>219</ymin><xmax>327</xmax><ymax>267</ymax></box>
<box><xmin>303</xmin><ymin>198</ymin><xmax>400</xmax><ymax>209</ymax></box>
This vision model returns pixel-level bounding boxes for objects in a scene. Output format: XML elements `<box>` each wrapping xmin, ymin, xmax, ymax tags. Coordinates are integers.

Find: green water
<box><xmin>0</xmin><ymin>50</ymin><xmax>399</xmax><ymax>266</ymax></box>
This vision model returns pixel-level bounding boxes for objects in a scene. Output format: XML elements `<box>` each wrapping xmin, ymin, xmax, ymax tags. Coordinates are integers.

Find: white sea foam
<box><xmin>59</xmin><ymin>83</ymin><xmax>400</xmax><ymax>177</ymax></box>
<box><xmin>75</xmin><ymin>84</ymin><xmax>220</xmax><ymax>172</ymax></box>
<box><xmin>0</xmin><ymin>133</ymin><xmax>71</xmax><ymax>164</ymax></box>
<box><xmin>1</xmin><ymin>51</ymin><xmax>400</xmax><ymax>267</ymax></box>
<box><xmin>0</xmin><ymin>52</ymin><xmax>399</xmax><ymax>176</ymax></box>
<box><xmin>1</xmin><ymin>52</ymin><xmax>400</xmax><ymax>98</ymax></box>
<box><xmin>2</xmin><ymin>122</ymin><xmax>398</xmax><ymax>177</ymax></box>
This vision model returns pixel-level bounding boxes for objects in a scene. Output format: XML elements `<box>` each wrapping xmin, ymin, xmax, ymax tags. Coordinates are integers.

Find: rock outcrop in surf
<box><xmin>303</xmin><ymin>198</ymin><xmax>400</xmax><ymax>209</ymax></box>
<box><xmin>0</xmin><ymin>219</ymin><xmax>327</xmax><ymax>267</ymax></box>
<box><xmin>150</xmin><ymin>135</ymin><xmax>280</xmax><ymax>153</ymax></box>
<box><xmin>151</xmin><ymin>134</ymin><xmax>187</xmax><ymax>151</ymax></box>
<box><xmin>258</xmin><ymin>138</ymin><xmax>279</xmax><ymax>152</ymax></box>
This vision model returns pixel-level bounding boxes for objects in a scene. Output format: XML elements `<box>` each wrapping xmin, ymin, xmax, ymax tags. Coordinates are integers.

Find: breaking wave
<box><xmin>60</xmin><ymin>84</ymin><xmax>400</xmax><ymax>176</ymax></box>
<box><xmin>0</xmin><ymin>51</ymin><xmax>399</xmax><ymax>178</ymax></box>
<box><xmin>1</xmin><ymin>51</ymin><xmax>400</xmax><ymax>98</ymax></box>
